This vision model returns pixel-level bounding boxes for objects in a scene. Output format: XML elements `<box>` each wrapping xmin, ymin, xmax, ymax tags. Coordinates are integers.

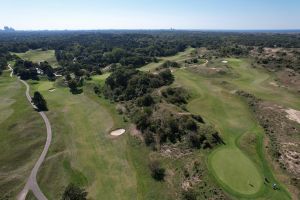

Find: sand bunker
<box><xmin>110</xmin><ymin>129</ymin><xmax>126</xmax><ymax>136</ymax></box>
<box><xmin>285</xmin><ymin>109</ymin><xmax>300</xmax><ymax>124</ymax></box>
<box><xmin>269</xmin><ymin>82</ymin><xmax>279</xmax><ymax>87</ymax></box>
<box><xmin>49</xmin><ymin>88</ymin><xmax>56</xmax><ymax>92</ymax></box>
<box><xmin>222</xmin><ymin>60</ymin><xmax>228</xmax><ymax>64</ymax></box>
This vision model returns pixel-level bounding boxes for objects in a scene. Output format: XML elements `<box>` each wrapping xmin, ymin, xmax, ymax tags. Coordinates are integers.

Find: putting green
<box><xmin>210</xmin><ymin>147</ymin><xmax>263</xmax><ymax>195</ymax></box>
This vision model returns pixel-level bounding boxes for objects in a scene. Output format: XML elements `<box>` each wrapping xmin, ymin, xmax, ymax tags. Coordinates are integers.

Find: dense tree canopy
<box><xmin>1</xmin><ymin>30</ymin><xmax>300</xmax><ymax>75</ymax></box>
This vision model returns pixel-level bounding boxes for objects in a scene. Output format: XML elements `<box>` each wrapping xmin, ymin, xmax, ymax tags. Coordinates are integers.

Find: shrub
<box><xmin>161</xmin><ymin>60</ymin><xmax>180</xmax><ymax>68</ymax></box>
<box><xmin>162</xmin><ymin>87</ymin><xmax>189</xmax><ymax>105</ymax></box>
<box><xmin>62</xmin><ymin>183</ymin><xmax>87</xmax><ymax>200</ymax></box>
<box><xmin>149</xmin><ymin>160</ymin><xmax>165</xmax><ymax>181</ymax></box>
<box><xmin>182</xmin><ymin>189</ymin><xmax>197</xmax><ymax>200</ymax></box>
<box><xmin>136</xmin><ymin>94</ymin><xmax>155</xmax><ymax>107</ymax></box>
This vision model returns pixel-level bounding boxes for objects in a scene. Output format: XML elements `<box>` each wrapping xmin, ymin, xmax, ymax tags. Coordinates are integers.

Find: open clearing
<box><xmin>13</xmin><ymin>49</ymin><xmax>60</xmax><ymax>68</ymax></box>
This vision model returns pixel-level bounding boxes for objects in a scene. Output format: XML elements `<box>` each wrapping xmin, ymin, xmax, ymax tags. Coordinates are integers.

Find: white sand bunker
<box><xmin>285</xmin><ymin>109</ymin><xmax>300</xmax><ymax>124</ymax></box>
<box><xmin>222</xmin><ymin>60</ymin><xmax>228</xmax><ymax>64</ymax></box>
<box><xmin>269</xmin><ymin>82</ymin><xmax>279</xmax><ymax>87</ymax></box>
<box><xmin>49</xmin><ymin>88</ymin><xmax>56</xmax><ymax>92</ymax></box>
<box><xmin>110</xmin><ymin>129</ymin><xmax>126</xmax><ymax>136</ymax></box>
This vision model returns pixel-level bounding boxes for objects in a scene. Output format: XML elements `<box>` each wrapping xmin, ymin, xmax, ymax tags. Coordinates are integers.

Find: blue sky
<box><xmin>0</xmin><ymin>0</ymin><xmax>299</xmax><ymax>30</ymax></box>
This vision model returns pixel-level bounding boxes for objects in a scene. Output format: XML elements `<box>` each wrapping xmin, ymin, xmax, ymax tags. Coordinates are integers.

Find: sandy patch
<box><xmin>269</xmin><ymin>82</ymin><xmax>279</xmax><ymax>87</ymax></box>
<box><xmin>222</xmin><ymin>60</ymin><xmax>228</xmax><ymax>64</ymax></box>
<box><xmin>110</xmin><ymin>129</ymin><xmax>125</xmax><ymax>136</ymax></box>
<box><xmin>285</xmin><ymin>109</ymin><xmax>300</xmax><ymax>124</ymax></box>
<box><xmin>49</xmin><ymin>88</ymin><xmax>56</xmax><ymax>92</ymax></box>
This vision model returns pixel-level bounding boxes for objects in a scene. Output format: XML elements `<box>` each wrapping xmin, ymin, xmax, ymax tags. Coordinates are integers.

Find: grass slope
<box><xmin>13</xmin><ymin>49</ymin><xmax>60</xmax><ymax>68</ymax></box>
<box><xmin>223</xmin><ymin>58</ymin><xmax>300</xmax><ymax>110</ymax></box>
<box><xmin>0</xmin><ymin>71</ymin><xmax>45</xmax><ymax>199</ymax></box>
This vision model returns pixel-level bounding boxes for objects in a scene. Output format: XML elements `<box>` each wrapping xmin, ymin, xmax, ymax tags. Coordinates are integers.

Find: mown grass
<box><xmin>140</xmin><ymin>47</ymin><xmax>194</xmax><ymax>72</ymax></box>
<box><xmin>224</xmin><ymin>58</ymin><xmax>300</xmax><ymax>110</ymax></box>
<box><xmin>173</xmin><ymin>66</ymin><xmax>291</xmax><ymax>199</ymax></box>
<box><xmin>27</xmin><ymin>78</ymin><xmax>171</xmax><ymax>199</ymax></box>
<box><xmin>13</xmin><ymin>49</ymin><xmax>60</xmax><ymax>68</ymax></box>
<box><xmin>0</xmin><ymin>71</ymin><xmax>45</xmax><ymax>199</ymax></box>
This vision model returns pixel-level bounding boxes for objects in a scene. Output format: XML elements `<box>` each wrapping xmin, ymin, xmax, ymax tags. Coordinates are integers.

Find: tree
<box><xmin>62</xmin><ymin>184</ymin><xmax>87</xmax><ymax>200</ymax></box>
<box><xmin>32</xmin><ymin>91</ymin><xmax>48</xmax><ymax>111</ymax></box>
<box><xmin>68</xmin><ymin>79</ymin><xmax>78</xmax><ymax>93</ymax></box>
<box><xmin>159</xmin><ymin>69</ymin><xmax>174</xmax><ymax>85</ymax></box>
<box><xmin>149</xmin><ymin>160</ymin><xmax>165</xmax><ymax>181</ymax></box>
<box><xmin>137</xmin><ymin>94</ymin><xmax>154</xmax><ymax>107</ymax></box>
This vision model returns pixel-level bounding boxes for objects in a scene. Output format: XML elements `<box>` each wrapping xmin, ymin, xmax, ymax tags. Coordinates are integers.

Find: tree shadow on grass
<box><xmin>70</xmin><ymin>88</ymin><xmax>83</xmax><ymax>95</ymax></box>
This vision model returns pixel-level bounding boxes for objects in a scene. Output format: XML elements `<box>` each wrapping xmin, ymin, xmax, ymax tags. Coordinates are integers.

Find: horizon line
<box><xmin>1</xmin><ymin>28</ymin><xmax>300</xmax><ymax>32</ymax></box>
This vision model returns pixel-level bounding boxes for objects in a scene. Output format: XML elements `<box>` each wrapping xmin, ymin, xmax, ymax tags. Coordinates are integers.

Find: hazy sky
<box><xmin>1</xmin><ymin>0</ymin><xmax>300</xmax><ymax>30</ymax></box>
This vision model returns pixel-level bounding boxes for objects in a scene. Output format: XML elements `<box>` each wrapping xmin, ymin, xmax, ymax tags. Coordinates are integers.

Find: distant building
<box><xmin>3</xmin><ymin>26</ymin><xmax>15</xmax><ymax>31</ymax></box>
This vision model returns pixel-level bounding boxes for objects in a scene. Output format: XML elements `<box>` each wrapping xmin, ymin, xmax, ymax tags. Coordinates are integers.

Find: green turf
<box><xmin>13</xmin><ymin>49</ymin><xmax>60</xmax><ymax>68</ymax></box>
<box><xmin>0</xmin><ymin>70</ymin><xmax>46</xmax><ymax>198</ymax></box>
<box><xmin>210</xmin><ymin>147</ymin><xmax>263</xmax><ymax>195</ymax></box>
<box><xmin>140</xmin><ymin>47</ymin><xmax>194</xmax><ymax>72</ymax></box>
<box><xmin>27</xmin><ymin>79</ymin><xmax>170</xmax><ymax>199</ymax></box>
<box><xmin>223</xmin><ymin>58</ymin><xmax>300</xmax><ymax>110</ymax></box>
<box><xmin>173</xmin><ymin>64</ymin><xmax>292</xmax><ymax>199</ymax></box>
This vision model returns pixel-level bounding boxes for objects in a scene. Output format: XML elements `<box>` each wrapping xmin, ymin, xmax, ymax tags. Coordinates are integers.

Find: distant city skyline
<box><xmin>1</xmin><ymin>0</ymin><xmax>300</xmax><ymax>30</ymax></box>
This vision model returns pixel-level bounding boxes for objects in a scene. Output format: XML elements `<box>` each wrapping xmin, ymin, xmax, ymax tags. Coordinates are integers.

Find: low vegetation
<box><xmin>62</xmin><ymin>184</ymin><xmax>87</xmax><ymax>200</ymax></box>
<box><xmin>149</xmin><ymin>160</ymin><xmax>166</xmax><ymax>181</ymax></box>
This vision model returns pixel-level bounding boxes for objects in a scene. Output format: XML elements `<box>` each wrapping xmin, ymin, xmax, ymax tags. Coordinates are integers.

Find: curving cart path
<box><xmin>8</xmin><ymin>65</ymin><xmax>51</xmax><ymax>200</ymax></box>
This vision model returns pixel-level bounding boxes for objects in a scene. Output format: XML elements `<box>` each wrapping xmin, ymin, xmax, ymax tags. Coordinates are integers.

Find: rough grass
<box><xmin>0</xmin><ymin>71</ymin><xmax>45</xmax><ymax>199</ymax></box>
<box><xmin>13</xmin><ymin>49</ymin><xmax>60</xmax><ymax>68</ymax></box>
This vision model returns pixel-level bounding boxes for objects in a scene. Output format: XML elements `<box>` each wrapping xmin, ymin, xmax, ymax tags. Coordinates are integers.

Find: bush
<box><xmin>161</xmin><ymin>60</ymin><xmax>180</xmax><ymax>68</ymax></box>
<box><xmin>136</xmin><ymin>94</ymin><xmax>155</xmax><ymax>107</ymax></box>
<box><xmin>104</xmin><ymin>68</ymin><xmax>173</xmax><ymax>101</ymax></box>
<box><xmin>182</xmin><ymin>189</ymin><xmax>197</xmax><ymax>200</ymax></box>
<box><xmin>162</xmin><ymin>87</ymin><xmax>189</xmax><ymax>105</ymax></box>
<box><xmin>149</xmin><ymin>160</ymin><xmax>165</xmax><ymax>181</ymax></box>
<box><xmin>62</xmin><ymin>183</ymin><xmax>87</xmax><ymax>200</ymax></box>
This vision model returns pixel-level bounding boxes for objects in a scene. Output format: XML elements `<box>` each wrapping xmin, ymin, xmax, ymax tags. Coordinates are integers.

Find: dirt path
<box><xmin>8</xmin><ymin>66</ymin><xmax>52</xmax><ymax>200</ymax></box>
